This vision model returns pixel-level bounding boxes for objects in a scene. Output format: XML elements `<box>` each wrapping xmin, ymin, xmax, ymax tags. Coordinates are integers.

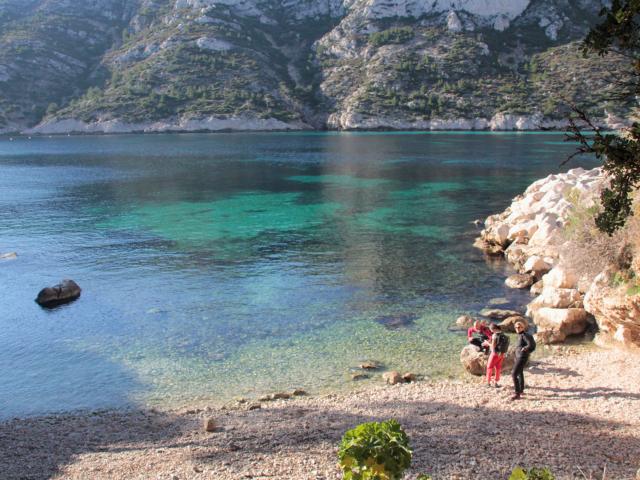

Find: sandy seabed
<box><xmin>1</xmin><ymin>347</ymin><xmax>639</xmax><ymax>480</ymax></box>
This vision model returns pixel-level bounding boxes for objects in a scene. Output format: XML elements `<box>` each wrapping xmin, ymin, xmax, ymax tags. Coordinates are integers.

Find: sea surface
<box><xmin>0</xmin><ymin>131</ymin><xmax>597</xmax><ymax>419</ymax></box>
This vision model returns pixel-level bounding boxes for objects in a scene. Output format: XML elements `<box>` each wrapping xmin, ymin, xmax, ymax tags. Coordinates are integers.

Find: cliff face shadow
<box><xmin>191</xmin><ymin>398</ymin><xmax>640</xmax><ymax>479</ymax></box>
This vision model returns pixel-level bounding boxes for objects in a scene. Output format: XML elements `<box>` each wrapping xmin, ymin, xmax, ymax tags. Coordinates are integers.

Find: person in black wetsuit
<box><xmin>511</xmin><ymin>320</ymin><xmax>535</xmax><ymax>401</ymax></box>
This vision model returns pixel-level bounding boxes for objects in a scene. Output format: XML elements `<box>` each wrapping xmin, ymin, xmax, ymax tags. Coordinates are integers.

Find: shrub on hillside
<box><xmin>369</xmin><ymin>27</ymin><xmax>414</xmax><ymax>47</ymax></box>
<box><xmin>561</xmin><ymin>188</ymin><xmax>640</xmax><ymax>286</ymax></box>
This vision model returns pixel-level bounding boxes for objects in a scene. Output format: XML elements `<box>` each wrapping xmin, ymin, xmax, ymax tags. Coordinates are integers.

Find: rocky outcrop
<box><xmin>584</xmin><ymin>272</ymin><xmax>640</xmax><ymax>351</ymax></box>
<box><xmin>35</xmin><ymin>280</ymin><xmax>82</xmax><ymax>308</ymax></box>
<box><xmin>477</xmin><ymin>166</ymin><xmax>640</xmax><ymax>351</ymax></box>
<box><xmin>460</xmin><ymin>345</ymin><xmax>516</xmax><ymax>376</ymax></box>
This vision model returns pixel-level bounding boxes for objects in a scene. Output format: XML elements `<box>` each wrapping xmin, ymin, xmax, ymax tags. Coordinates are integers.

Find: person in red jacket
<box><xmin>467</xmin><ymin>320</ymin><xmax>492</xmax><ymax>353</ymax></box>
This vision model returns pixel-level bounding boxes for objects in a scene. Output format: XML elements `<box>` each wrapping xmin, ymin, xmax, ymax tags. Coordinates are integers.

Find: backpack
<box><xmin>495</xmin><ymin>332</ymin><xmax>510</xmax><ymax>354</ymax></box>
<box><xmin>525</xmin><ymin>332</ymin><xmax>536</xmax><ymax>353</ymax></box>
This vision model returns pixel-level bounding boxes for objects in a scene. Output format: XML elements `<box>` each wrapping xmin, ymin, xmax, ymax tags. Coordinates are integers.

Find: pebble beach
<box><xmin>1</xmin><ymin>347</ymin><xmax>638</xmax><ymax>480</ymax></box>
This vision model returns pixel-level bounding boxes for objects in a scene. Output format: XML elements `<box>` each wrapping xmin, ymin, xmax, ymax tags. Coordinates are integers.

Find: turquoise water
<box><xmin>0</xmin><ymin>132</ymin><xmax>596</xmax><ymax>418</ymax></box>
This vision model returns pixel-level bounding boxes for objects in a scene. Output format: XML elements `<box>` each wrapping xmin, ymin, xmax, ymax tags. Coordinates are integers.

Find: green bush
<box><xmin>369</xmin><ymin>27</ymin><xmax>414</xmax><ymax>47</ymax></box>
<box><xmin>338</xmin><ymin>420</ymin><xmax>412</xmax><ymax>480</ymax></box>
<box><xmin>509</xmin><ymin>467</ymin><xmax>556</xmax><ymax>480</ymax></box>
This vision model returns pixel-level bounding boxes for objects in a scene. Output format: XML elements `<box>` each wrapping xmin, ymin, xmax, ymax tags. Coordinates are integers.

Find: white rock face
<box><xmin>27</xmin><ymin>116</ymin><xmax>312</xmax><ymax>134</ymax></box>
<box><xmin>173</xmin><ymin>0</ymin><xmax>530</xmax><ymax>29</ymax></box>
<box><xmin>195</xmin><ymin>37</ymin><xmax>233</xmax><ymax>51</ymax></box>
<box><xmin>543</xmin><ymin>267</ymin><xmax>578</xmax><ymax>290</ymax></box>
<box><xmin>355</xmin><ymin>0</ymin><xmax>529</xmax><ymax>21</ymax></box>
<box><xmin>447</xmin><ymin>11</ymin><xmax>463</xmax><ymax>32</ymax></box>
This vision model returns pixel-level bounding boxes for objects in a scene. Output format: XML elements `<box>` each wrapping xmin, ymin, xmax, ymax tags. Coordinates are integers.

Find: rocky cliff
<box><xmin>0</xmin><ymin>0</ymin><xmax>633</xmax><ymax>133</ymax></box>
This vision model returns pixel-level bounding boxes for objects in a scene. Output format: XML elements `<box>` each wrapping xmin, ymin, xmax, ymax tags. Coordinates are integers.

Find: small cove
<box><xmin>0</xmin><ymin>131</ymin><xmax>597</xmax><ymax>418</ymax></box>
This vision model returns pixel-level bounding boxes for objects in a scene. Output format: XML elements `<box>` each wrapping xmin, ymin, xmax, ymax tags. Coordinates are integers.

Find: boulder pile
<box><xmin>475</xmin><ymin>167</ymin><xmax>640</xmax><ymax>351</ymax></box>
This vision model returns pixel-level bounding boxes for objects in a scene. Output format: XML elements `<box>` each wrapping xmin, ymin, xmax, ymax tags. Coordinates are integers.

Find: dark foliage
<box><xmin>569</xmin><ymin>0</ymin><xmax>640</xmax><ymax>234</ymax></box>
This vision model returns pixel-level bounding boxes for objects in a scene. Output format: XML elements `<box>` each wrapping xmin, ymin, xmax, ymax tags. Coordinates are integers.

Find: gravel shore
<box><xmin>1</xmin><ymin>347</ymin><xmax>639</xmax><ymax>480</ymax></box>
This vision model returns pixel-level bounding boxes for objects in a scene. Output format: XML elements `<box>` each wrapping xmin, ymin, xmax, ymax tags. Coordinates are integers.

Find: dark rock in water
<box><xmin>376</xmin><ymin>313</ymin><xmax>418</xmax><ymax>329</ymax></box>
<box><xmin>359</xmin><ymin>361</ymin><xmax>382</xmax><ymax>370</ymax></box>
<box><xmin>35</xmin><ymin>280</ymin><xmax>81</xmax><ymax>308</ymax></box>
<box><xmin>480</xmin><ymin>308</ymin><xmax>522</xmax><ymax>320</ymax></box>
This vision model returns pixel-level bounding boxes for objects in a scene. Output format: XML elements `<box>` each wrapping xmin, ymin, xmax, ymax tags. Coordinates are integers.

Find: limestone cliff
<box><xmin>0</xmin><ymin>0</ymin><xmax>632</xmax><ymax>133</ymax></box>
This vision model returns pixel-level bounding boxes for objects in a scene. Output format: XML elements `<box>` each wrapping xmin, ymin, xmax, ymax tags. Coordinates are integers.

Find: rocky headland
<box><xmin>476</xmin><ymin>166</ymin><xmax>640</xmax><ymax>351</ymax></box>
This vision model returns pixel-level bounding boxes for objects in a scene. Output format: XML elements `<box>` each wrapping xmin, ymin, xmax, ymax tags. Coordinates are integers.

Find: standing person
<box><xmin>486</xmin><ymin>323</ymin><xmax>508</xmax><ymax>387</ymax></box>
<box><xmin>467</xmin><ymin>320</ymin><xmax>492</xmax><ymax>353</ymax></box>
<box><xmin>511</xmin><ymin>321</ymin><xmax>536</xmax><ymax>400</ymax></box>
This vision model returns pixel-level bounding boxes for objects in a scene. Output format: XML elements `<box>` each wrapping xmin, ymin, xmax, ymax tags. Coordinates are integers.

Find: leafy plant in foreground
<box><xmin>509</xmin><ymin>466</ymin><xmax>556</xmax><ymax>480</ymax></box>
<box><xmin>338</xmin><ymin>420</ymin><xmax>412</xmax><ymax>480</ymax></box>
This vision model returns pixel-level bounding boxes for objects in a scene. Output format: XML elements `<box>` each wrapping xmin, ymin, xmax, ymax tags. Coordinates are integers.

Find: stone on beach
<box><xmin>203</xmin><ymin>418</ymin><xmax>216</xmax><ymax>432</ymax></box>
<box><xmin>460</xmin><ymin>345</ymin><xmax>516</xmax><ymax>376</ymax></box>
<box><xmin>402</xmin><ymin>372</ymin><xmax>417</xmax><ymax>383</ymax></box>
<box><xmin>35</xmin><ymin>279</ymin><xmax>82</xmax><ymax>308</ymax></box>
<box><xmin>382</xmin><ymin>371</ymin><xmax>403</xmax><ymax>385</ymax></box>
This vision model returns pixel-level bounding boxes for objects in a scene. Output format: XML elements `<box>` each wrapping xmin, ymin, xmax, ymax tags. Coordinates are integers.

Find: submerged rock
<box><xmin>455</xmin><ymin>315</ymin><xmax>476</xmax><ymax>328</ymax></box>
<box><xmin>480</xmin><ymin>308</ymin><xmax>522</xmax><ymax>320</ymax></box>
<box><xmin>376</xmin><ymin>313</ymin><xmax>417</xmax><ymax>330</ymax></box>
<box><xmin>359</xmin><ymin>361</ymin><xmax>381</xmax><ymax>370</ymax></box>
<box><xmin>35</xmin><ymin>279</ymin><xmax>81</xmax><ymax>308</ymax></box>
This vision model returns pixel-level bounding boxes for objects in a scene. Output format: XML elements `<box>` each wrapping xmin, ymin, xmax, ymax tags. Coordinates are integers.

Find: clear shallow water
<box><xmin>0</xmin><ymin>132</ymin><xmax>597</xmax><ymax>418</ymax></box>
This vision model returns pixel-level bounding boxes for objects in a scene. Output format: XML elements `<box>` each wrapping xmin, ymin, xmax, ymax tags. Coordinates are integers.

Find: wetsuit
<box><xmin>512</xmin><ymin>331</ymin><xmax>535</xmax><ymax>394</ymax></box>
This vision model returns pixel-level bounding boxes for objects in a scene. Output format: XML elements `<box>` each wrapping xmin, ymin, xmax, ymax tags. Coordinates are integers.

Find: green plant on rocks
<box><xmin>509</xmin><ymin>466</ymin><xmax>556</xmax><ymax>480</ymax></box>
<box><xmin>338</xmin><ymin>420</ymin><xmax>412</xmax><ymax>480</ymax></box>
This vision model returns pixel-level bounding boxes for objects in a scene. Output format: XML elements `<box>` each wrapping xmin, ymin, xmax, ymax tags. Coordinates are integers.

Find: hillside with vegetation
<box><xmin>0</xmin><ymin>0</ymin><xmax>634</xmax><ymax>133</ymax></box>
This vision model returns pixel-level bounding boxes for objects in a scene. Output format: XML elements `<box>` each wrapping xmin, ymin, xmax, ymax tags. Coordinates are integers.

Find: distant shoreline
<box><xmin>0</xmin><ymin>128</ymin><xmax>583</xmax><ymax>139</ymax></box>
